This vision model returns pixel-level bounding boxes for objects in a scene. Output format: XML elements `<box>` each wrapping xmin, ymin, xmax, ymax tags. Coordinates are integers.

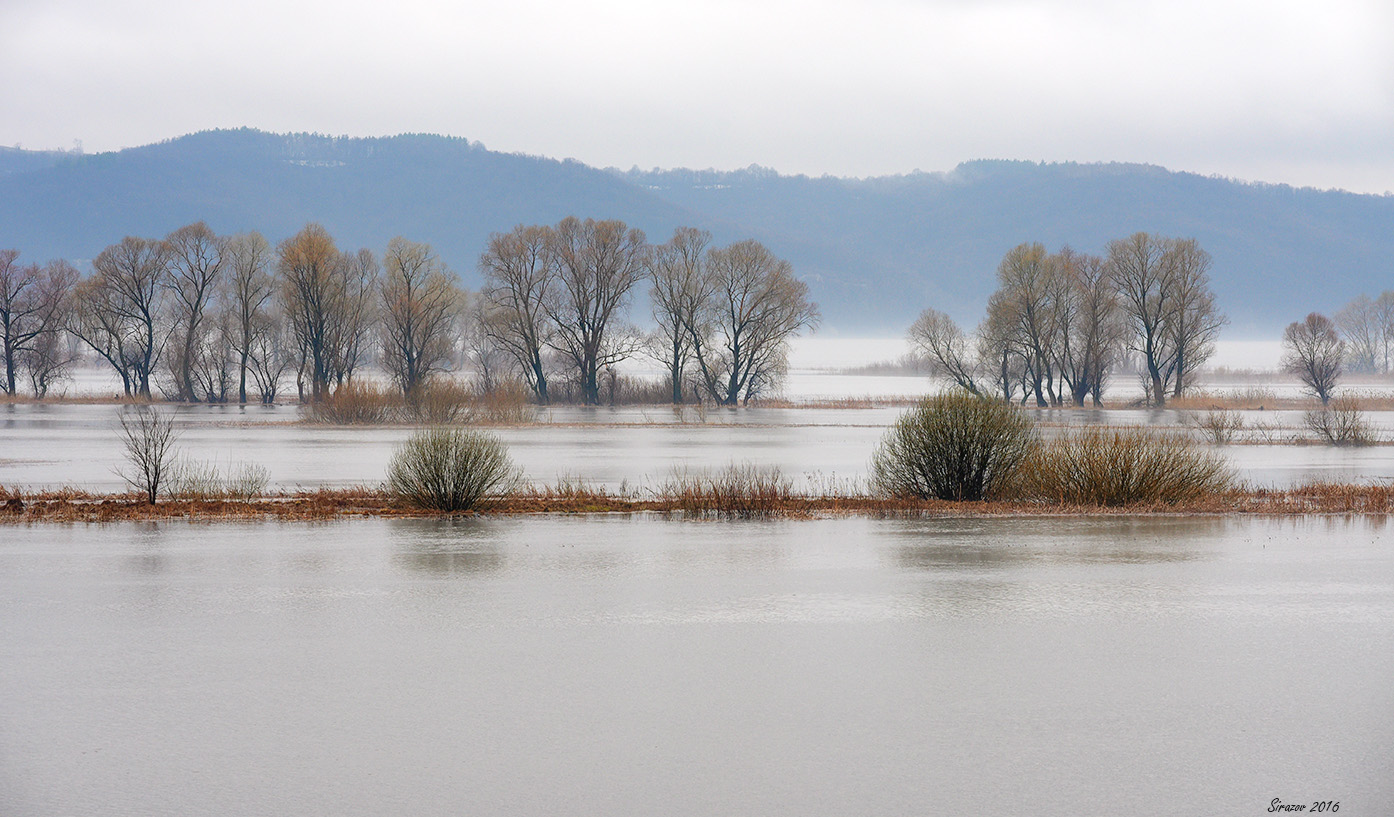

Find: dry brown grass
<box><xmin>1019</xmin><ymin>426</ymin><xmax>1235</xmax><ymax>506</ymax></box>
<box><xmin>12</xmin><ymin>479</ymin><xmax>1394</xmax><ymax>523</ymax></box>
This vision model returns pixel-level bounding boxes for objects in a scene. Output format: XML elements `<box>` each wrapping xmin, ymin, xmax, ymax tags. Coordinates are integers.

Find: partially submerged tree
<box><xmin>277</xmin><ymin>224</ymin><xmax>377</xmax><ymax>401</ymax></box>
<box><xmin>224</xmin><ymin>232</ymin><xmax>277</xmax><ymax>404</ymax></box>
<box><xmin>72</xmin><ymin>236</ymin><xmax>170</xmax><ymax>397</ymax></box>
<box><xmin>1</xmin><ymin>252</ymin><xmax>77</xmax><ymax>397</ymax></box>
<box><xmin>479</xmin><ymin>224</ymin><xmax>556</xmax><ymax>403</ymax></box>
<box><xmin>1107</xmin><ymin>233</ymin><xmax>1224</xmax><ymax>407</ymax></box>
<box><xmin>1282</xmin><ymin>312</ymin><xmax>1344</xmax><ymax>405</ymax></box>
<box><xmin>688</xmin><ymin>239</ymin><xmax>819</xmax><ymax>405</ymax></box>
<box><xmin>379</xmin><ymin>237</ymin><xmax>463</xmax><ymax>399</ymax></box>
<box><xmin>544</xmin><ymin>217</ymin><xmax>648</xmax><ymax>405</ymax></box>
<box><xmin>648</xmin><ymin>227</ymin><xmax>713</xmax><ymax>403</ymax></box>
<box><xmin>164</xmin><ymin>222</ymin><xmax>227</xmax><ymax>402</ymax></box>
<box><xmin>907</xmin><ymin>307</ymin><xmax>982</xmax><ymax>396</ymax></box>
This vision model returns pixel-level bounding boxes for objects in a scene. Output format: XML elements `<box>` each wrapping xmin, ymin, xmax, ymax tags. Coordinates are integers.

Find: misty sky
<box><xmin>3</xmin><ymin>0</ymin><xmax>1392</xmax><ymax>193</ymax></box>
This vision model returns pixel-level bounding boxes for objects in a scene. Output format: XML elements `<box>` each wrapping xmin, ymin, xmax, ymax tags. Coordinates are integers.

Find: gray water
<box><xmin>2</xmin><ymin>516</ymin><xmax>1391</xmax><ymax>815</ymax></box>
<box><xmin>7</xmin><ymin>402</ymin><xmax>1394</xmax><ymax>492</ymax></box>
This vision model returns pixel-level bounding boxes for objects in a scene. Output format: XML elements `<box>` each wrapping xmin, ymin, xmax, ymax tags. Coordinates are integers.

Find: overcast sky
<box><xmin>3</xmin><ymin>0</ymin><xmax>1391</xmax><ymax>193</ymax></box>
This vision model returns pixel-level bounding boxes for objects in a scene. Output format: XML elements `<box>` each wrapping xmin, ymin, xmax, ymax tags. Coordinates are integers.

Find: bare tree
<box><xmin>689</xmin><ymin>239</ymin><xmax>819</xmax><ymax>405</ymax></box>
<box><xmin>462</xmin><ymin>297</ymin><xmax>510</xmax><ymax>395</ymax></box>
<box><xmin>164</xmin><ymin>222</ymin><xmax>227</xmax><ymax>401</ymax></box>
<box><xmin>907</xmin><ymin>307</ymin><xmax>983</xmax><ymax>396</ymax></box>
<box><xmin>333</xmin><ymin>248</ymin><xmax>379</xmax><ymax>385</ymax></box>
<box><xmin>1283</xmin><ymin>312</ymin><xmax>1344</xmax><ymax>405</ymax></box>
<box><xmin>71</xmin><ymin>236</ymin><xmax>170</xmax><ymax>397</ymax></box>
<box><xmin>247</xmin><ymin>308</ymin><xmax>292</xmax><ymax>404</ymax></box>
<box><xmin>976</xmin><ymin>305</ymin><xmax>1024</xmax><ymax>403</ymax></box>
<box><xmin>479</xmin><ymin>224</ymin><xmax>556</xmax><ymax>403</ymax></box>
<box><xmin>1336</xmin><ymin>292</ymin><xmax>1394</xmax><ymax>375</ymax></box>
<box><xmin>1052</xmin><ymin>249</ymin><xmax>1123</xmax><ymax>406</ymax></box>
<box><xmin>1163</xmin><ymin>238</ymin><xmax>1226</xmax><ymax>398</ymax></box>
<box><xmin>116</xmin><ymin>407</ymin><xmax>179</xmax><ymax>504</ymax></box>
<box><xmin>277</xmin><ymin>224</ymin><xmax>377</xmax><ymax>401</ymax></box>
<box><xmin>379</xmin><ymin>237</ymin><xmax>463</xmax><ymax>399</ymax></box>
<box><xmin>2</xmin><ymin>253</ymin><xmax>78</xmax><ymax>396</ymax></box>
<box><xmin>647</xmin><ymin>227</ymin><xmax>713</xmax><ymax>403</ymax></box>
<box><xmin>989</xmin><ymin>243</ymin><xmax>1062</xmax><ymax>406</ymax></box>
<box><xmin>544</xmin><ymin>217</ymin><xmax>648</xmax><ymax>406</ymax></box>
<box><xmin>223</xmin><ymin>232</ymin><xmax>276</xmax><ymax>403</ymax></box>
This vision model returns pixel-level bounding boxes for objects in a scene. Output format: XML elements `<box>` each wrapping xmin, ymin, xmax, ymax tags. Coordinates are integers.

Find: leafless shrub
<box><xmin>116</xmin><ymin>407</ymin><xmax>180</xmax><ymax>504</ymax></box>
<box><xmin>224</xmin><ymin>461</ymin><xmax>270</xmax><ymax>502</ymax></box>
<box><xmin>1022</xmin><ymin>426</ymin><xmax>1234</xmax><ymax>506</ymax></box>
<box><xmin>870</xmin><ymin>392</ymin><xmax>1036</xmax><ymax>501</ymax></box>
<box><xmin>1187</xmin><ymin>408</ymin><xmax>1245</xmax><ymax>444</ymax></box>
<box><xmin>1304</xmin><ymin>397</ymin><xmax>1376</xmax><ymax>446</ymax></box>
<box><xmin>386</xmin><ymin>428</ymin><xmax>520</xmax><ymax>512</ymax></box>
<box><xmin>166</xmin><ymin>456</ymin><xmax>270</xmax><ymax>501</ymax></box>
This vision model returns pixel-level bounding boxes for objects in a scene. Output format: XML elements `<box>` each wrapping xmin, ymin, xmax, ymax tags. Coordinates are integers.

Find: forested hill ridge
<box><xmin>3</xmin><ymin>128</ymin><xmax>1390</xmax><ymax>335</ymax></box>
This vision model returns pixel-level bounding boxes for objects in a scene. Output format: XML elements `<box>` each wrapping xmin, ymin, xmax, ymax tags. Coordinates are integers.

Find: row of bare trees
<box><xmin>5</xmin><ymin>217</ymin><xmax>818</xmax><ymax>406</ymax></box>
<box><xmin>0</xmin><ymin>250</ymin><xmax>78</xmax><ymax>396</ymax></box>
<box><xmin>4</xmin><ymin>222</ymin><xmax>464</xmax><ymax>403</ymax></box>
<box><xmin>1332</xmin><ymin>291</ymin><xmax>1394</xmax><ymax>375</ymax></box>
<box><xmin>910</xmin><ymin>233</ymin><xmax>1225</xmax><ymax>407</ymax></box>
<box><xmin>478</xmin><ymin>219</ymin><xmax>818</xmax><ymax>405</ymax></box>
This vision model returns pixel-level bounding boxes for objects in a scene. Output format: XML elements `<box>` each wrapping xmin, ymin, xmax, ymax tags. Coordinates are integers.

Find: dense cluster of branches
<box><xmin>909</xmin><ymin>233</ymin><xmax>1226</xmax><ymax>407</ymax></box>
<box><xmin>1278</xmin><ymin>291</ymin><xmax>1394</xmax><ymax>405</ymax></box>
<box><xmin>4</xmin><ymin>218</ymin><xmax>818</xmax><ymax>406</ymax></box>
<box><xmin>5</xmin><ymin>222</ymin><xmax>464</xmax><ymax>403</ymax></box>
<box><xmin>479</xmin><ymin>220</ymin><xmax>818</xmax><ymax>405</ymax></box>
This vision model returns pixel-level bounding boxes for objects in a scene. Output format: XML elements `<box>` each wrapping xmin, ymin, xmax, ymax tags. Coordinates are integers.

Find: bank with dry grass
<box><xmin>8</xmin><ymin>480</ymin><xmax>1394</xmax><ymax>524</ymax></box>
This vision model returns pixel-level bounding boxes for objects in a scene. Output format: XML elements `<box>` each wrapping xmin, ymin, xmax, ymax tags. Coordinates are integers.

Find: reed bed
<box><xmin>1020</xmin><ymin>426</ymin><xmax>1235</xmax><ymax>506</ymax></box>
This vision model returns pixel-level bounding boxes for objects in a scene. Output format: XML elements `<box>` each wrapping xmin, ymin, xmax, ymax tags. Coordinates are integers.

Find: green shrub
<box><xmin>386</xmin><ymin>428</ymin><xmax>520</xmax><ymax>512</ymax></box>
<box><xmin>1025</xmin><ymin>426</ymin><xmax>1234</xmax><ymax>506</ymax></box>
<box><xmin>870</xmin><ymin>392</ymin><xmax>1036</xmax><ymax>501</ymax></box>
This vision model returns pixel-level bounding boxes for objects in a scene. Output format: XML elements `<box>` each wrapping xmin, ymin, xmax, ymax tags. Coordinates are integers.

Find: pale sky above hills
<box><xmin>2</xmin><ymin>0</ymin><xmax>1391</xmax><ymax>193</ymax></box>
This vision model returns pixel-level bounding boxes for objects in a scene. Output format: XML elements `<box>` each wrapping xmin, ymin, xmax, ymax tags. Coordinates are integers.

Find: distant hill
<box><xmin>1</xmin><ymin>128</ymin><xmax>1390</xmax><ymax>336</ymax></box>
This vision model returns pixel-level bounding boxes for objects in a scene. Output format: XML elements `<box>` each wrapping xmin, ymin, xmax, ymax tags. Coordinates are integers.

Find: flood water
<box><xmin>2</xmin><ymin>516</ymin><xmax>1390</xmax><ymax>815</ymax></box>
<box><xmin>7</xmin><ymin>399</ymin><xmax>1394</xmax><ymax>492</ymax></box>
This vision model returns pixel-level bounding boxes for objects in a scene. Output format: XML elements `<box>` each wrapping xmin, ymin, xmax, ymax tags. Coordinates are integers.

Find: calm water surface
<box><xmin>8</xmin><ymin>402</ymin><xmax>1394</xmax><ymax>491</ymax></box>
<box><xmin>2</xmin><ymin>516</ymin><xmax>1391</xmax><ymax>815</ymax></box>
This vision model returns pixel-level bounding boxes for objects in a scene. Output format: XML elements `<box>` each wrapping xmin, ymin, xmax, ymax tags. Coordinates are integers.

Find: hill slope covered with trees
<box><xmin>2</xmin><ymin>129</ymin><xmax>1390</xmax><ymax>334</ymax></box>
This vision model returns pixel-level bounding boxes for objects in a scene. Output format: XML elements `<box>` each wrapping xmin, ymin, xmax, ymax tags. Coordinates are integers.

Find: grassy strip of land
<box><xmin>6</xmin><ymin>482</ymin><xmax>1394</xmax><ymax>523</ymax></box>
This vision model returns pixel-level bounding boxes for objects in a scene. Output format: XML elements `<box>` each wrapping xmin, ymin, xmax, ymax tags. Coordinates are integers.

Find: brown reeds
<box><xmin>305</xmin><ymin>380</ymin><xmax>397</xmax><ymax>424</ymax></box>
<box><xmin>658</xmin><ymin>464</ymin><xmax>799</xmax><ymax>518</ymax></box>
<box><xmin>9</xmin><ymin>478</ymin><xmax>1394</xmax><ymax>523</ymax></box>
<box><xmin>1021</xmin><ymin>426</ymin><xmax>1234</xmax><ymax>506</ymax></box>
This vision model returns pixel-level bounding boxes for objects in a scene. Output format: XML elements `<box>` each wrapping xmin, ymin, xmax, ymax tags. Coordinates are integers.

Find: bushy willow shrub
<box><xmin>871</xmin><ymin>392</ymin><xmax>1036</xmax><ymax>501</ymax></box>
<box><xmin>1025</xmin><ymin>426</ymin><xmax>1234</xmax><ymax>506</ymax></box>
<box><xmin>386</xmin><ymin>428</ymin><xmax>520</xmax><ymax>511</ymax></box>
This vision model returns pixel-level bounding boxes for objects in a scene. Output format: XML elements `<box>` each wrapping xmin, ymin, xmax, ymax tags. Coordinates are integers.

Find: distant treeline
<box><xmin>0</xmin><ymin>218</ymin><xmax>816</xmax><ymax>406</ymax></box>
<box><xmin>910</xmin><ymin>233</ymin><xmax>1225</xmax><ymax>408</ymax></box>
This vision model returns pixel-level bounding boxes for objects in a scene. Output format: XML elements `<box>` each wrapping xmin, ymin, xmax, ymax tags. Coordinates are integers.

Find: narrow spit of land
<box><xmin>6</xmin><ymin>483</ymin><xmax>1394</xmax><ymax>523</ymax></box>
